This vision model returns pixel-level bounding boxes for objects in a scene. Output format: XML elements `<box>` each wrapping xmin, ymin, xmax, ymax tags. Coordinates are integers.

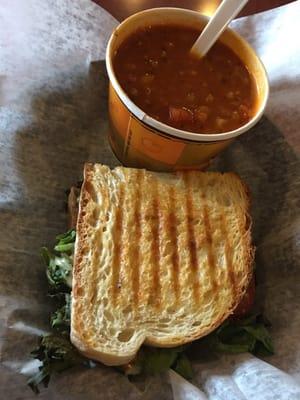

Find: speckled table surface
<box><xmin>0</xmin><ymin>1</ymin><xmax>299</xmax><ymax>399</ymax></box>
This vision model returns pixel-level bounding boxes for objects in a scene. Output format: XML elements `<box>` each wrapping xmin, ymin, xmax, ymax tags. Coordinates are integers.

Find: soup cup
<box><xmin>106</xmin><ymin>7</ymin><xmax>269</xmax><ymax>171</ymax></box>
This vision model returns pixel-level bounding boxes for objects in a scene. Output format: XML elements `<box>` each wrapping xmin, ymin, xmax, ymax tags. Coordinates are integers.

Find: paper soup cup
<box><xmin>106</xmin><ymin>8</ymin><xmax>269</xmax><ymax>171</ymax></box>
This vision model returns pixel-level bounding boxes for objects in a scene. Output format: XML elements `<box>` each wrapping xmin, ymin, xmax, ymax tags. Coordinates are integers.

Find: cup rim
<box><xmin>106</xmin><ymin>7</ymin><xmax>269</xmax><ymax>143</ymax></box>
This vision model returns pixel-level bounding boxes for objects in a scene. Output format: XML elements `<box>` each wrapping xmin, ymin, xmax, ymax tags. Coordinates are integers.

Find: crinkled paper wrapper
<box><xmin>0</xmin><ymin>1</ymin><xmax>299</xmax><ymax>399</ymax></box>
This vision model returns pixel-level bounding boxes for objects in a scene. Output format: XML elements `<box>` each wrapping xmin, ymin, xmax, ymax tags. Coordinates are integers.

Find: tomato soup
<box><xmin>113</xmin><ymin>24</ymin><xmax>257</xmax><ymax>134</ymax></box>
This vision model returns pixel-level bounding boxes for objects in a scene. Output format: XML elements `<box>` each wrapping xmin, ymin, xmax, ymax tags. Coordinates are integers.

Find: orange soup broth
<box><xmin>113</xmin><ymin>24</ymin><xmax>257</xmax><ymax>134</ymax></box>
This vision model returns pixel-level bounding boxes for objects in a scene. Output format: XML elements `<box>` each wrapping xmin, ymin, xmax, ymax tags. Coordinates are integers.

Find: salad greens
<box><xmin>28</xmin><ymin>229</ymin><xmax>274</xmax><ymax>394</ymax></box>
<box><xmin>28</xmin><ymin>334</ymin><xmax>88</xmax><ymax>394</ymax></box>
<box><xmin>50</xmin><ymin>293</ymin><xmax>71</xmax><ymax>332</ymax></box>
<box><xmin>42</xmin><ymin>233</ymin><xmax>73</xmax><ymax>292</ymax></box>
<box><xmin>206</xmin><ymin>314</ymin><xmax>274</xmax><ymax>356</ymax></box>
<box><xmin>172</xmin><ymin>353</ymin><xmax>194</xmax><ymax>380</ymax></box>
<box><xmin>29</xmin><ymin>230</ymin><xmax>76</xmax><ymax>393</ymax></box>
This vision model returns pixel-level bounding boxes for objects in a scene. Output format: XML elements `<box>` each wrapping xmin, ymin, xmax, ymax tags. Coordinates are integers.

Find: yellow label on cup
<box><xmin>125</xmin><ymin>116</ymin><xmax>185</xmax><ymax>165</ymax></box>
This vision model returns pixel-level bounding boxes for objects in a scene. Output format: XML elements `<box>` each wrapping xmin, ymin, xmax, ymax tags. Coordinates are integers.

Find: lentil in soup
<box><xmin>113</xmin><ymin>25</ymin><xmax>256</xmax><ymax>134</ymax></box>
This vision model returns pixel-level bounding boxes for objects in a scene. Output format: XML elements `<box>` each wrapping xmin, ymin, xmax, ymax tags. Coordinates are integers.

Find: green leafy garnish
<box><xmin>42</xmin><ymin>229</ymin><xmax>75</xmax><ymax>291</ymax></box>
<box><xmin>53</xmin><ymin>242</ymin><xmax>74</xmax><ymax>253</ymax></box>
<box><xmin>123</xmin><ymin>345</ymin><xmax>192</xmax><ymax>378</ymax></box>
<box><xmin>28</xmin><ymin>334</ymin><xmax>87</xmax><ymax>394</ymax></box>
<box><xmin>55</xmin><ymin>229</ymin><xmax>76</xmax><ymax>245</ymax></box>
<box><xmin>172</xmin><ymin>353</ymin><xmax>194</xmax><ymax>380</ymax></box>
<box><xmin>54</xmin><ymin>229</ymin><xmax>76</xmax><ymax>253</ymax></box>
<box><xmin>28</xmin><ymin>230</ymin><xmax>76</xmax><ymax>393</ymax></box>
<box><xmin>44</xmin><ymin>250</ymin><xmax>73</xmax><ymax>290</ymax></box>
<box><xmin>205</xmin><ymin>314</ymin><xmax>274</xmax><ymax>356</ymax></box>
<box><xmin>50</xmin><ymin>294</ymin><xmax>71</xmax><ymax>332</ymax></box>
<box><xmin>143</xmin><ymin>348</ymin><xmax>179</xmax><ymax>375</ymax></box>
<box><xmin>243</xmin><ymin>324</ymin><xmax>274</xmax><ymax>354</ymax></box>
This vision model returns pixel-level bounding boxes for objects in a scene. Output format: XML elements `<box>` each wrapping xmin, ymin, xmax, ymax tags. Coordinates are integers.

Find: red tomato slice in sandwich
<box><xmin>232</xmin><ymin>276</ymin><xmax>255</xmax><ymax>319</ymax></box>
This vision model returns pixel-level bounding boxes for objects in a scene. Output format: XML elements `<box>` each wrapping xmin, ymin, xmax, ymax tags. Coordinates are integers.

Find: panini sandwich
<box><xmin>71</xmin><ymin>164</ymin><xmax>254</xmax><ymax>366</ymax></box>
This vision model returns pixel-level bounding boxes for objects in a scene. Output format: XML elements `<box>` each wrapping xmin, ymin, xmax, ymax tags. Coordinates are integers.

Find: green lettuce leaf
<box><xmin>172</xmin><ymin>353</ymin><xmax>194</xmax><ymax>380</ymax></box>
<box><xmin>54</xmin><ymin>229</ymin><xmax>76</xmax><ymax>253</ymax></box>
<box><xmin>142</xmin><ymin>348</ymin><xmax>178</xmax><ymax>375</ymax></box>
<box><xmin>50</xmin><ymin>294</ymin><xmax>71</xmax><ymax>332</ymax></box>
<box><xmin>123</xmin><ymin>345</ymin><xmax>191</xmax><ymax>377</ymax></box>
<box><xmin>55</xmin><ymin>229</ymin><xmax>76</xmax><ymax>245</ymax></box>
<box><xmin>243</xmin><ymin>324</ymin><xmax>274</xmax><ymax>355</ymax></box>
<box><xmin>28</xmin><ymin>334</ymin><xmax>87</xmax><ymax>394</ymax></box>
<box><xmin>28</xmin><ymin>230</ymin><xmax>77</xmax><ymax>393</ymax></box>
<box><xmin>207</xmin><ymin>314</ymin><xmax>274</xmax><ymax>356</ymax></box>
<box><xmin>42</xmin><ymin>229</ymin><xmax>75</xmax><ymax>291</ymax></box>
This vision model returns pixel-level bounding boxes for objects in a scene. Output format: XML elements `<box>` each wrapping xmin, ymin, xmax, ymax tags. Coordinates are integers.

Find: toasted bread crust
<box><xmin>71</xmin><ymin>164</ymin><xmax>254</xmax><ymax>365</ymax></box>
<box><xmin>68</xmin><ymin>187</ymin><xmax>80</xmax><ymax>230</ymax></box>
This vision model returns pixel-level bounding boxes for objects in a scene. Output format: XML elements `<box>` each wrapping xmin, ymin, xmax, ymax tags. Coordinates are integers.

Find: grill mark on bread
<box><xmin>220</xmin><ymin>213</ymin><xmax>236</xmax><ymax>296</ymax></box>
<box><xmin>201</xmin><ymin>192</ymin><xmax>218</xmax><ymax>292</ymax></box>
<box><xmin>111</xmin><ymin>185</ymin><xmax>125</xmax><ymax>304</ymax></box>
<box><xmin>89</xmin><ymin>179</ymin><xmax>110</xmax><ymax>306</ymax></box>
<box><xmin>167</xmin><ymin>187</ymin><xmax>180</xmax><ymax>301</ymax></box>
<box><xmin>132</xmin><ymin>170</ymin><xmax>143</xmax><ymax>307</ymax></box>
<box><xmin>149</xmin><ymin>179</ymin><xmax>161</xmax><ymax>307</ymax></box>
<box><xmin>183</xmin><ymin>172</ymin><xmax>200</xmax><ymax>302</ymax></box>
<box><xmin>72</xmin><ymin>166</ymin><xmax>254</xmax><ymax>362</ymax></box>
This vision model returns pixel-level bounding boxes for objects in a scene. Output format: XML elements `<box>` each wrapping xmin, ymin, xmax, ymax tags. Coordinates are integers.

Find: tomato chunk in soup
<box><xmin>113</xmin><ymin>25</ymin><xmax>257</xmax><ymax>134</ymax></box>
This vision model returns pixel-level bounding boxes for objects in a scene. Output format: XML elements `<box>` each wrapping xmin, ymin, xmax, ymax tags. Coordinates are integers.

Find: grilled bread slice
<box><xmin>71</xmin><ymin>164</ymin><xmax>253</xmax><ymax>366</ymax></box>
